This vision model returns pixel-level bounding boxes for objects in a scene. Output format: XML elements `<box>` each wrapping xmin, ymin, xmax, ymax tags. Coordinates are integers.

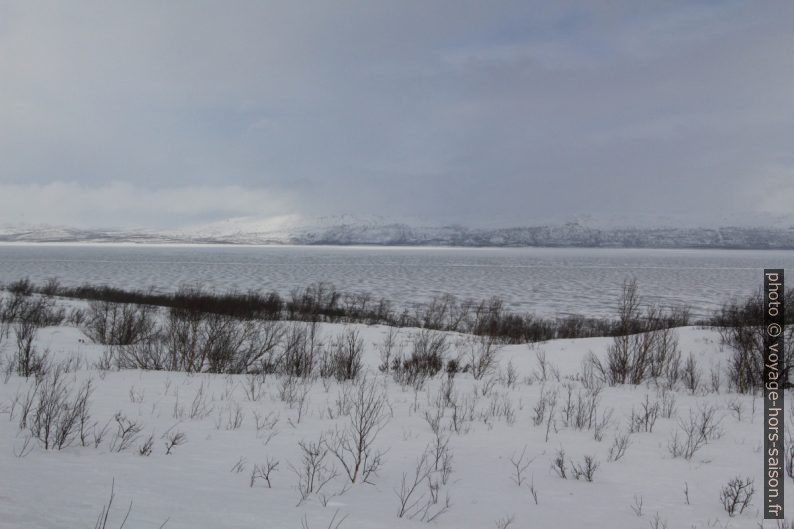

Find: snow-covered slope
<box><xmin>0</xmin><ymin>310</ymin><xmax>786</xmax><ymax>528</ymax></box>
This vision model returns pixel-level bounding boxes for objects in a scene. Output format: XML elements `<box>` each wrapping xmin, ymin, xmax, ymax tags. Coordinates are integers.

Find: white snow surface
<box><xmin>0</xmin><ymin>309</ymin><xmax>786</xmax><ymax>528</ymax></box>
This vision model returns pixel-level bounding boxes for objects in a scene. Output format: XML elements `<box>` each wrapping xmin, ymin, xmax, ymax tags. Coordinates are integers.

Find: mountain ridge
<box><xmin>1</xmin><ymin>220</ymin><xmax>792</xmax><ymax>249</ymax></box>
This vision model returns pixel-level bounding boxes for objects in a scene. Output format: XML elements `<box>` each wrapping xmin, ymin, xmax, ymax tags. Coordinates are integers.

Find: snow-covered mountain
<box><xmin>0</xmin><ymin>218</ymin><xmax>792</xmax><ymax>249</ymax></box>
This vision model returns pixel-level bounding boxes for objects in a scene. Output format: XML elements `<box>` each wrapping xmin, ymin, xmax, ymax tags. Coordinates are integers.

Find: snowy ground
<box><xmin>0</xmin><ymin>306</ymin><xmax>788</xmax><ymax>528</ymax></box>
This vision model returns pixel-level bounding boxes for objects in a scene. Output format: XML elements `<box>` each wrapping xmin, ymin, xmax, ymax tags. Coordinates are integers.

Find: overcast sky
<box><xmin>1</xmin><ymin>1</ymin><xmax>793</xmax><ymax>229</ymax></box>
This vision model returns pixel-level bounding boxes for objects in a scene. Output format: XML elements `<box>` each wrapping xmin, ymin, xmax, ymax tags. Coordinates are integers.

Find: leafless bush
<box><xmin>480</xmin><ymin>392</ymin><xmax>516</xmax><ymax>426</ymax></box>
<box><xmin>494</xmin><ymin>514</ymin><xmax>515</xmax><ymax>529</ymax></box>
<box><xmin>631</xmin><ymin>495</ymin><xmax>643</xmax><ymax>516</ymax></box>
<box><xmin>162</xmin><ymin>308</ymin><xmax>205</xmax><ymax>372</ymax></box>
<box><xmin>463</xmin><ymin>334</ymin><xmax>502</xmax><ymax>380</ymax></box>
<box><xmin>110</xmin><ymin>413</ymin><xmax>142</xmax><ymax>452</ymax></box>
<box><xmin>716</xmin><ymin>290</ymin><xmax>794</xmax><ymax>392</ymax></box>
<box><xmin>607</xmin><ymin>429</ymin><xmax>632</xmax><ymax>462</ymax></box>
<box><xmin>529</xmin><ymin>476</ymin><xmax>539</xmax><ymax>504</ymax></box>
<box><xmin>164</xmin><ymin>430</ymin><xmax>186</xmax><ymax>455</ymax></box>
<box><xmin>82</xmin><ymin>301</ymin><xmax>156</xmax><ymax>346</ymax></box>
<box><xmin>449</xmin><ymin>393</ymin><xmax>475</xmax><ymax>435</ymax></box>
<box><xmin>326</xmin><ymin>328</ymin><xmax>364</xmax><ymax>381</ymax></box>
<box><xmin>709</xmin><ymin>364</ymin><xmax>721</xmax><ymax>393</ymax></box>
<box><xmin>116</xmin><ymin>335</ymin><xmax>171</xmax><ymax>370</ymax></box>
<box><xmin>681</xmin><ymin>353</ymin><xmax>701</xmax><ymax>394</ymax></box>
<box><xmin>509</xmin><ymin>445</ymin><xmax>534</xmax><ymax>486</ymax></box>
<box><xmin>13</xmin><ymin>296</ymin><xmax>58</xmax><ymax>376</ymax></box>
<box><xmin>668</xmin><ymin>405</ymin><xmax>721</xmax><ymax>460</ymax></box>
<box><xmin>649</xmin><ymin>326</ymin><xmax>680</xmax><ymax>379</ymax></box>
<box><xmin>534</xmin><ymin>350</ymin><xmax>550</xmax><ymax>382</ymax></box>
<box><xmin>7</xmin><ymin>277</ymin><xmax>34</xmax><ymax>296</ymax></box>
<box><xmin>500</xmin><ymin>360</ymin><xmax>518</xmax><ymax>389</ymax></box>
<box><xmin>290</xmin><ymin>433</ymin><xmax>338</xmax><ymax>503</ymax></box>
<box><xmin>648</xmin><ymin>512</ymin><xmax>667</xmax><ymax>529</ymax></box>
<box><xmin>659</xmin><ymin>388</ymin><xmax>677</xmax><ymax>419</ymax></box>
<box><xmin>329</xmin><ymin>376</ymin><xmax>390</xmax><ymax>483</ymax></box>
<box><xmin>20</xmin><ymin>366</ymin><xmax>93</xmax><ymax>450</ymax></box>
<box><xmin>377</xmin><ymin>327</ymin><xmax>402</xmax><ymax>372</ymax></box>
<box><xmin>279</xmin><ymin>322</ymin><xmax>321</xmax><ymax>378</ymax></box>
<box><xmin>720</xmin><ymin>476</ymin><xmax>754</xmax><ymax>516</ymax></box>
<box><xmin>629</xmin><ymin>394</ymin><xmax>659</xmax><ymax>433</ymax></box>
<box><xmin>570</xmin><ymin>455</ymin><xmax>599</xmax><ymax>482</ymax></box>
<box><xmin>93</xmin><ymin>479</ymin><xmax>132</xmax><ymax>529</ymax></box>
<box><xmin>560</xmin><ymin>385</ymin><xmax>602</xmax><ymax>431</ymax></box>
<box><xmin>394</xmin><ymin>447</ymin><xmax>452</xmax><ymax>522</ymax></box>
<box><xmin>231</xmin><ymin>457</ymin><xmax>247</xmax><ymax>473</ymax></box>
<box><xmin>202</xmin><ymin>314</ymin><xmax>249</xmax><ymax>373</ymax></box>
<box><xmin>229</xmin><ymin>319</ymin><xmax>285</xmax><ymax>374</ymax></box>
<box><xmin>552</xmin><ymin>449</ymin><xmax>568</xmax><ymax>479</ymax></box>
<box><xmin>395</xmin><ymin>329</ymin><xmax>448</xmax><ymax>385</ymax></box>
<box><xmin>592</xmin><ymin>280</ymin><xmax>682</xmax><ymax>386</ymax></box>
<box><xmin>532</xmin><ymin>386</ymin><xmax>556</xmax><ymax>426</ymax></box>
<box><xmin>250</xmin><ymin>458</ymin><xmax>279</xmax><ymax>488</ymax></box>
<box><xmin>216</xmin><ymin>402</ymin><xmax>244</xmax><ymax>430</ymax></box>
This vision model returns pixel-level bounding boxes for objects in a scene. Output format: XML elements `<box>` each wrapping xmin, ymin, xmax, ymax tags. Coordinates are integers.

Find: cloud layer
<box><xmin>1</xmin><ymin>1</ymin><xmax>792</xmax><ymax>228</ymax></box>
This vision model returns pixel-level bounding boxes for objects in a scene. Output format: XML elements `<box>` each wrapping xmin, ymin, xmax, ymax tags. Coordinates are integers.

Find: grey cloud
<box><xmin>0</xmin><ymin>1</ymin><xmax>792</xmax><ymax>228</ymax></box>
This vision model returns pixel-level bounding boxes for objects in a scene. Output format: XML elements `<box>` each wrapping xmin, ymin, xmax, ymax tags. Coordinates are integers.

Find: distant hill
<box><xmin>1</xmin><ymin>221</ymin><xmax>792</xmax><ymax>249</ymax></box>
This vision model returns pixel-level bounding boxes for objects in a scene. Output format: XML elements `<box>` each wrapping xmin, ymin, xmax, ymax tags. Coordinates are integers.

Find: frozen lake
<box><xmin>0</xmin><ymin>243</ymin><xmax>790</xmax><ymax>319</ymax></box>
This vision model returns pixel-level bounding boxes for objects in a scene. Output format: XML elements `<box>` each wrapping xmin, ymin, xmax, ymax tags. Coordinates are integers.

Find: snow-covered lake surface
<box><xmin>0</xmin><ymin>243</ymin><xmax>791</xmax><ymax>318</ymax></box>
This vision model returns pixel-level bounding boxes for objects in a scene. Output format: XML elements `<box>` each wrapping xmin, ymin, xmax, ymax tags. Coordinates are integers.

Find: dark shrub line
<box><xmin>2</xmin><ymin>278</ymin><xmax>697</xmax><ymax>344</ymax></box>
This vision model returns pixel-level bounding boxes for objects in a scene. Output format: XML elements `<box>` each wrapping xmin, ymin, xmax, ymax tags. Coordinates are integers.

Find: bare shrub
<box><xmin>329</xmin><ymin>376</ymin><xmax>389</xmax><ymax>483</ymax></box>
<box><xmin>659</xmin><ymin>388</ymin><xmax>677</xmax><ymax>419</ymax></box>
<box><xmin>668</xmin><ymin>405</ymin><xmax>721</xmax><ymax>460</ymax></box>
<box><xmin>391</xmin><ymin>329</ymin><xmax>448</xmax><ymax>388</ymax></box>
<box><xmin>93</xmin><ymin>479</ymin><xmax>132</xmax><ymax>529</ymax></box>
<box><xmin>629</xmin><ymin>394</ymin><xmax>659</xmax><ymax>433</ymax></box>
<box><xmin>631</xmin><ymin>495</ymin><xmax>643</xmax><ymax>516</ymax></box>
<box><xmin>250</xmin><ymin>458</ymin><xmax>279</xmax><ymax>488</ymax></box>
<box><xmin>509</xmin><ymin>445</ymin><xmax>533</xmax><ymax>486</ymax></box>
<box><xmin>649</xmin><ymin>326</ymin><xmax>680</xmax><ymax>379</ymax></box>
<box><xmin>110</xmin><ymin>413</ymin><xmax>142</xmax><ymax>452</ymax></box>
<box><xmin>681</xmin><ymin>353</ymin><xmax>701</xmax><ymax>394</ymax></box>
<box><xmin>327</xmin><ymin>328</ymin><xmax>364</xmax><ymax>381</ymax></box>
<box><xmin>570</xmin><ymin>455</ymin><xmax>599</xmax><ymax>482</ymax></box>
<box><xmin>532</xmin><ymin>386</ymin><xmax>556</xmax><ymax>426</ymax></box>
<box><xmin>405</xmin><ymin>329</ymin><xmax>448</xmax><ymax>378</ymax></box>
<box><xmin>13</xmin><ymin>296</ymin><xmax>56</xmax><ymax>376</ymax></box>
<box><xmin>280</xmin><ymin>322</ymin><xmax>321</xmax><ymax>378</ymax></box>
<box><xmin>601</xmin><ymin>279</ymin><xmax>645</xmax><ymax>385</ymax></box>
<box><xmin>551</xmin><ymin>449</ymin><xmax>567</xmax><ymax>479</ymax></box>
<box><xmin>7</xmin><ymin>277</ymin><xmax>34</xmax><ymax>296</ymax></box>
<box><xmin>290</xmin><ymin>433</ymin><xmax>338</xmax><ymax>503</ymax></box>
<box><xmin>560</xmin><ymin>385</ymin><xmax>602</xmax><ymax>431</ymax></box>
<box><xmin>394</xmin><ymin>447</ymin><xmax>451</xmax><ymax>522</ymax></box>
<box><xmin>463</xmin><ymin>334</ymin><xmax>502</xmax><ymax>380</ymax></box>
<box><xmin>648</xmin><ymin>512</ymin><xmax>667</xmax><ymax>529</ymax></box>
<box><xmin>716</xmin><ymin>290</ymin><xmax>794</xmax><ymax>393</ymax></box>
<box><xmin>223</xmin><ymin>319</ymin><xmax>285</xmax><ymax>374</ymax></box>
<box><xmin>82</xmin><ymin>301</ymin><xmax>156</xmax><ymax>346</ymax></box>
<box><xmin>21</xmin><ymin>366</ymin><xmax>93</xmax><ymax>450</ymax></box>
<box><xmin>377</xmin><ymin>327</ymin><xmax>402</xmax><ymax>372</ymax></box>
<box><xmin>116</xmin><ymin>335</ymin><xmax>171</xmax><ymax>371</ymax></box>
<box><xmin>164</xmin><ymin>430</ymin><xmax>186</xmax><ymax>455</ymax></box>
<box><xmin>592</xmin><ymin>280</ymin><xmax>682</xmax><ymax>386</ymax></box>
<box><xmin>607</xmin><ymin>430</ymin><xmax>632</xmax><ymax>462</ymax></box>
<box><xmin>720</xmin><ymin>476</ymin><xmax>754</xmax><ymax>516</ymax></box>
<box><xmin>162</xmin><ymin>307</ymin><xmax>206</xmax><ymax>372</ymax></box>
